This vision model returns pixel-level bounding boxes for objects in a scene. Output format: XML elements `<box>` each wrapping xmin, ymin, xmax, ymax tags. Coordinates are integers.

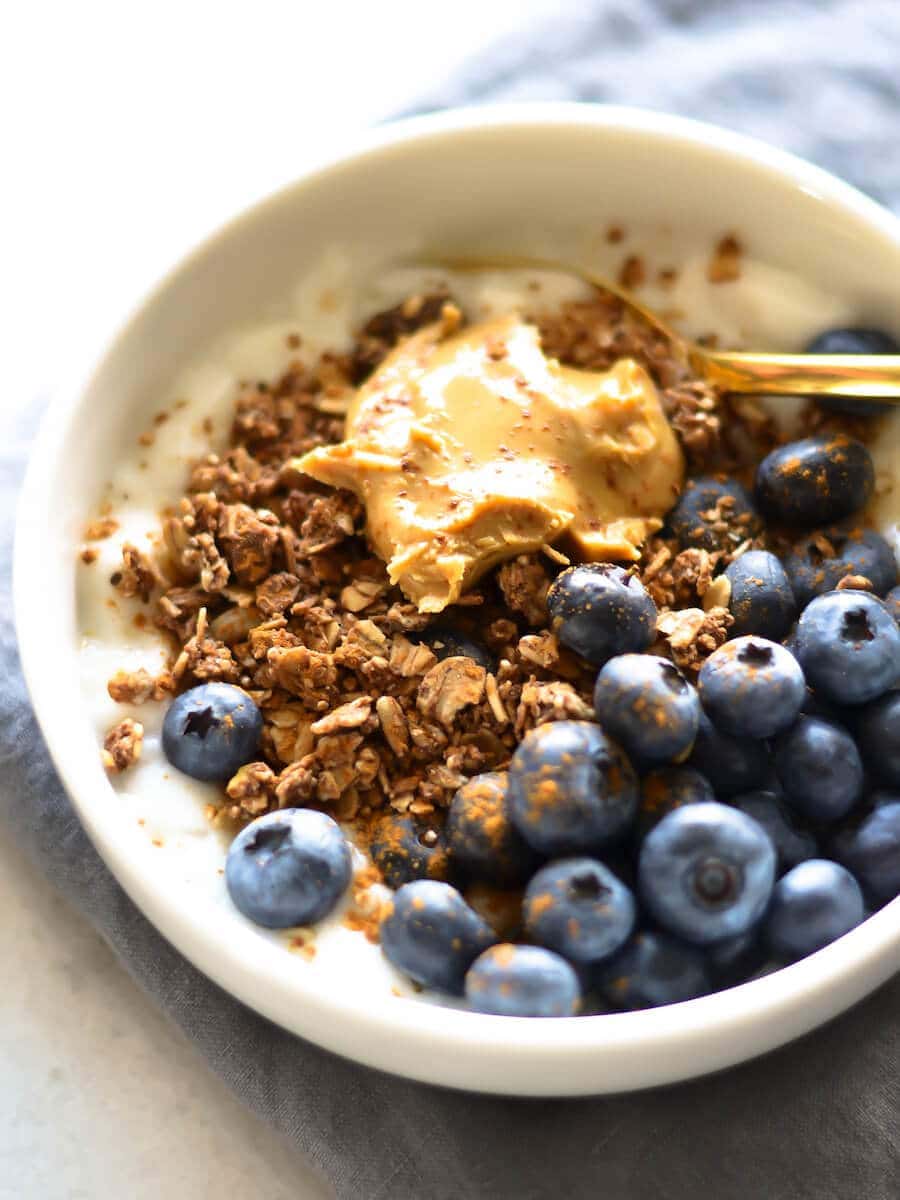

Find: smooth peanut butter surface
<box><xmin>297</xmin><ymin>311</ymin><xmax>684</xmax><ymax>611</ymax></box>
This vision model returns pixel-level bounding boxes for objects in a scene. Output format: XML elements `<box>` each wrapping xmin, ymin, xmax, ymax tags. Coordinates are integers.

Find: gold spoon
<box><xmin>415</xmin><ymin>252</ymin><xmax>900</xmax><ymax>403</ymax></box>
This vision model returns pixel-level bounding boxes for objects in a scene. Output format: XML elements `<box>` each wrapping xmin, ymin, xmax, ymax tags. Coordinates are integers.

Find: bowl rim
<box><xmin>15</xmin><ymin>102</ymin><xmax>900</xmax><ymax>1096</ymax></box>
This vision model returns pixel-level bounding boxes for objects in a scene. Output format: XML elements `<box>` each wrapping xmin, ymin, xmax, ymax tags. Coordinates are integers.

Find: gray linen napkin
<box><xmin>5</xmin><ymin>3</ymin><xmax>900</xmax><ymax>1197</ymax></box>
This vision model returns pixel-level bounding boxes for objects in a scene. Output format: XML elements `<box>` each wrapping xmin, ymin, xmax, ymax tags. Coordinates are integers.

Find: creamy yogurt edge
<box><xmin>77</xmin><ymin>245</ymin><xmax>898</xmax><ymax>1003</ymax></box>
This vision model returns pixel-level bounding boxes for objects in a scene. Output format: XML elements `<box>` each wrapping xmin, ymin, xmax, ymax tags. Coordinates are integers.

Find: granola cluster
<box><xmin>103</xmin><ymin>718</ymin><xmax>144</xmax><ymax>773</ymax></box>
<box><xmin>99</xmin><ymin>283</ymin><xmax>782</xmax><ymax>825</ymax></box>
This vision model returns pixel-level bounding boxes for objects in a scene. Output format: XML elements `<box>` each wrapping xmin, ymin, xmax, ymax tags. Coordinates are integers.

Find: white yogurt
<box><xmin>76</xmin><ymin>249</ymin><xmax>898</xmax><ymax>1001</ymax></box>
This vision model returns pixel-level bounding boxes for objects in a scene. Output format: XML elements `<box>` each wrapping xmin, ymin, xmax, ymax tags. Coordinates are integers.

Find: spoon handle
<box><xmin>696</xmin><ymin>350</ymin><xmax>900</xmax><ymax>402</ymax></box>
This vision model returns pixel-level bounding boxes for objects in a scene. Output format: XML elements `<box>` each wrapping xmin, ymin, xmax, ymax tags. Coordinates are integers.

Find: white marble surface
<box><xmin>0</xmin><ymin>3</ymin><xmax>557</xmax><ymax>1196</ymax></box>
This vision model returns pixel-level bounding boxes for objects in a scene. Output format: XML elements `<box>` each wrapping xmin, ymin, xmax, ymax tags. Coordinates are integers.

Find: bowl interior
<box><xmin>16</xmin><ymin>105</ymin><xmax>900</xmax><ymax>1095</ymax></box>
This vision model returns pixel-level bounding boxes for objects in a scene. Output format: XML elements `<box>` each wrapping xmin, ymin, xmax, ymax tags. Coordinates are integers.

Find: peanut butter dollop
<box><xmin>297</xmin><ymin>311</ymin><xmax>684</xmax><ymax>612</ymax></box>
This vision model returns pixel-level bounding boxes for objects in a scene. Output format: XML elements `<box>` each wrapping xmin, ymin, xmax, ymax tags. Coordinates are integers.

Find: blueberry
<box><xmin>546</xmin><ymin>564</ymin><xmax>657</xmax><ymax>666</ymax></box>
<box><xmin>884</xmin><ymin>585</ymin><xmax>900</xmax><ymax>625</ymax></box>
<box><xmin>848</xmin><ymin>529</ymin><xmax>898</xmax><ymax>596</ymax></box>
<box><xmin>523</xmin><ymin>857</ymin><xmax>636</xmax><ymax>964</ymax></box>
<box><xmin>730</xmin><ymin>790</ymin><xmax>817</xmax><ymax>873</ymax></box>
<box><xmin>698</xmin><ymin>637</ymin><xmax>805</xmax><ymax>740</ymax></box>
<box><xmin>637</xmin><ymin>766</ymin><xmax>715</xmax><ymax>838</ymax></box>
<box><xmin>773</xmin><ymin>716</ymin><xmax>864</xmax><ymax>824</ymax></box>
<box><xmin>764</xmin><ymin>859</ymin><xmax>865</xmax><ymax>961</ymax></box>
<box><xmin>162</xmin><ymin>683</ymin><xmax>263</xmax><ymax>782</ymax></box>
<box><xmin>416</xmin><ymin>625</ymin><xmax>493</xmax><ymax>670</ymax></box>
<box><xmin>667</xmin><ymin>477</ymin><xmax>761</xmax><ymax>552</ymax></box>
<box><xmin>225</xmin><ymin>809</ymin><xmax>352</xmax><ymax>928</ymax></box>
<box><xmin>705</xmin><ymin>929</ymin><xmax>768</xmax><ymax>988</ymax></box>
<box><xmin>446</xmin><ymin>772</ymin><xmax>537</xmax><ymax>885</ymax></box>
<box><xmin>724</xmin><ymin>550</ymin><xmax>796</xmax><ymax>641</ymax></box>
<box><xmin>856</xmin><ymin>692</ymin><xmax>900</xmax><ymax>786</ymax></box>
<box><xmin>593</xmin><ymin>654</ymin><xmax>700</xmax><ymax>764</ymax></box>
<box><xmin>380</xmin><ymin>880</ymin><xmax>495</xmax><ymax>994</ymax></box>
<box><xmin>368</xmin><ymin>814</ymin><xmax>451</xmax><ymax>888</ymax></box>
<box><xmin>756</xmin><ymin>435</ymin><xmax>874</xmax><ymax>527</ymax></box>
<box><xmin>596</xmin><ymin>931</ymin><xmax>712</xmax><ymax>1009</ymax></box>
<box><xmin>807</xmin><ymin>326</ymin><xmax>899</xmax><ymax>417</ymax></box>
<box><xmin>807</xmin><ymin>328</ymin><xmax>899</xmax><ymax>356</ymax></box>
<box><xmin>507</xmin><ymin>721</ymin><xmax>638</xmax><ymax>855</ymax></box>
<box><xmin>783</xmin><ymin>523</ymin><xmax>897</xmax><ymax>607</ymax></box>
<box><xmin>638</xmin><ymin>802</ymin><xmax>776</xmax><ymax>945</ymax></box>
<box><xmin>465</xmin><ymin>944</ymin><xmax>580</xmax><ymax>1017</ymax></box>
<box><xmin>794</xmin><ymin>590</ymin><xmax>900</xmax><ymax>706</ymax></box>
<box><xmin>830</xmin><ymin>801</ymin><xmax>900</xmax><ymax>907</ymax></box>
<box><xmin>686</xmin><ymin>710</ymin><xmax>770</xmax><ymax>798</ymax></box>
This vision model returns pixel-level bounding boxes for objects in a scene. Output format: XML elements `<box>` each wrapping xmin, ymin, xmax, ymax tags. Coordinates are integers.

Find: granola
<box><xmin>102</xmin><ymin>718</ymin><xmax>144</xmax><ymax>773</ymax></box>
<box><xmin>497</xmin><ymin>557</ymin><xmax>550</xmax><ymax>628</ymax></box>
<box><xmin>110</xmin><ymin>543</ymin><xmax>158</xmax><ymax>603</ymax></box>
<box><xmin>107</xmin><ymin>668</ymin><xmax>175</xmax><ymax>704</ymax></box>
<box><xmin>656</xmin><ymin>606</ymin><xmax>733</xmax><ymax>676</ymax></box>
<box><xmin>97</xmin><ymin>271</ymin><xmax>878</xmax><ymax>879</ymax></box>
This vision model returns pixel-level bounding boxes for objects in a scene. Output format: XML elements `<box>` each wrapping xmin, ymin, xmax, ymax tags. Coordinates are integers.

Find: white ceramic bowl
<box><xmin>16</xmin><ymin>105</ymin><xmax>900</xmax><ymax>1097</ymax></box>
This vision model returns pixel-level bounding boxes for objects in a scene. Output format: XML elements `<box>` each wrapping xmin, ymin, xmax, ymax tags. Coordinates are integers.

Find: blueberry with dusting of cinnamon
<box><xmin>507</xmin><ymin>721</ymin><xmax>639</xmax><ymax>855</ymax></box>
<box><xmin>782</xmin><ymin>521</ymin><xmax>897</xmax><ymax>606</ymax></box>
<box><xmin>593</xmin><ymin>655</ymin><xmax>700</xmax><ymax>764</ymax></box>
<box><xmin>698</xmin><ymin>637</ymin><xmax>804</xmax><ymax>739</ymax></box>
<box><xmin>724</xmin><ymin>549</ymin><xmax>796</xmax><ymax>641</ymax></box>
<box><xmin>637</xmin><ymin>766</ymin><xmax>714</xmax><ymax>838</ymax></box>
<box><xmin>465</xmin><ymin>943</ymin><xmax>580</xmax><ymax>1017</ymax></box>
<box><xmin>667</xmin><ymin>477</ymin><xmax>761</xmax><ymax>553</ymax></box>
<box><xmin>595</xmin><ymin>930</ymin><xmax>712</xmax><ymax>1009</ymax></box>
<box><xmin>546</xmin><ymin>563</ymin><xmax>657</xmax><ymax>666</ymax></box>
<box><xmin>686</xmin><ymin>710</ymin><xmax>770</xmax><ymax>798</ymax></box>
<box><xmin>793</xmin><ymin>589</ymin><xmax>900</xmax><ymax>705</ymax></box>
<box><xmin>368</xmin><ymin>814</ymin><xmax>451</xmax><ymax>888</ymax></box>
<box><xmin>524</xmin><ymin>858</ymin><xmax>636</xmax><ymax>965</ymax></box>
<box><xmin>380</xmin><ymin>879</ymin><xmax>495</xmax><ymax>995</ymax></box>
<box><xmin>446</xmin><ymin>772</ymin><xmax>537</xmax><ymax>885</ymax></box>
<box><xmin>756</xmin><ymin>434</ymin><xmax>874</xmax><ymax>527</ymax></box>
